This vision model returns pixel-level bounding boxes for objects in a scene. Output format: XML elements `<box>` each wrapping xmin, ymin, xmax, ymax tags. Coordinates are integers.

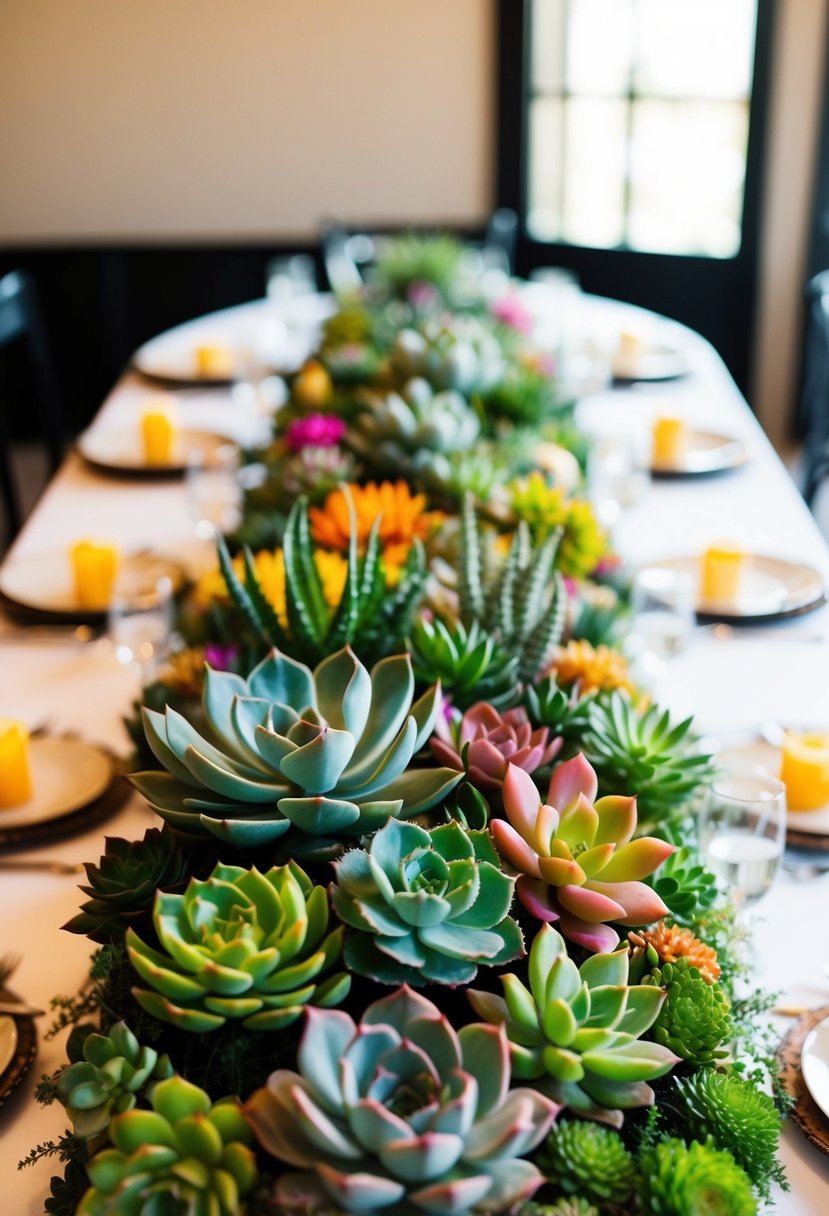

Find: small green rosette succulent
<box><xmin>331</xmin><ymin>819</ymin><xmax>524</xmax><ymax>986</ymax></box>
<box><xmin>77</xmin><ymin>1076</ymin><xmax>257</xmax><ymax>1216</ymax></box>
<box><xmin>408</xmin><ymin>617</ymin><xmax>519</xmax><ymax>712</ymax></box>
<box><xmin>469</xmin><ymin>923</ymin><xmax>679</xmax><ymax>1126</ymax></box>
<box><xmin>637</xmin><ymin>1137</ymin><xmax>757</xmax><ymax>1215</ymax></box>
<box><xmin>641</xmin><ymin>956</ymin><xmax>732</xmax><ymax>1066</ymax></box>
<box><xmin>127</xmin><ymin>861</ymin><xmax>350</xmax><ymax>1032</ymax></box>
<box><xmin>55</xmin><ymin>1022</ymin><xmax>173</xmax><ymax>1142</ymax></box>
<box><xmin>535</xmin><ymin>1120</ymin><xmax>637</xmax><ymax>1206</ymax></box>
<box><xmin>131</xmin><ymin>645</ymin><xmax>460</xmax><ymax>851</ymax></box>
<box><xmin>244</xmin><ymin>985</ymin><xmax>559</xmax><ymax>1214</ymax></box>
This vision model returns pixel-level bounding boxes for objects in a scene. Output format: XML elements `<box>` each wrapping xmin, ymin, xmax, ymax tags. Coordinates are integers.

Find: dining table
<box><xmin>2</xmin><ymin>291</ymin><xmax>829</xmax><ymax>1213</ymax></box>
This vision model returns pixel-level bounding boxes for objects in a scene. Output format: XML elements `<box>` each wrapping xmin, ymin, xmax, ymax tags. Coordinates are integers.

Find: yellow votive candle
<box><xmin>194</xmin><ymin>343</ymin><xmax>234</xmax><ymax>378</ymax></box>
<box><xmin>71</xmin><ymin>540</ymin><xmax>119</xmax><ymax>609</ymax></box>
<box><xmin>141</xmin><ymin>408</ymin><xmax>176</xmax><ymax>465</ymax></box>
<box><xmin>653</xmin><ymin>417</ymin><xmax>689</xmax><ymax>465</ymax></box>
<box><xmin>0</xmin><ymin>721</ymin><xmax>33</xmax><ymax>808</ymax></box>
<box><xmin>701</xmin><ymin>545</ymin><xmax>745</xmax><ymax>602</ymax></box>
<box><xmin>780</xmin><ymin>731</ymin><xmax>829</xmax><ymax>811</ymax></box>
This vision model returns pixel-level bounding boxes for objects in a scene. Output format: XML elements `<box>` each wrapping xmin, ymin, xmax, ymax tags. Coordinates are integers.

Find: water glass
<box><xmin>186</xmin><ymin>442</ymin><xmax>242</xmax><ymax>540</ymax></box>
<box><xmin>631</xmin><ymin>566</ymin><xmax>696</xmax><ymax>659</ymax></box>
<box><xmin>587</xmin><ymin>433</ymin><xmax>649</xmax><ymax>521</ymax></box>
<box><xmin>108</xmin><ymin>574</ymin><xmax>173</xmax><ymax>678</ymax></box>
<box><xmin>698</xmin><ymin>773</ymin><xmax>786</xmax><ymax>908</ymax></box>
<box><xmin>265</xmin><ymin>254</ymin><xmax>317</xmax><ymax>304</ymax></box>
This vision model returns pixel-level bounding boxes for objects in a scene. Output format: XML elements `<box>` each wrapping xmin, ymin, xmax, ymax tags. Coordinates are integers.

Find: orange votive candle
<box><xmin>141</xmin><ymin>409</ymin><xmax>176</xmax><ymax>465</ymax></box>
<box><xmin>780</xmin><ymin>731</ymin><xmax>829</xmax><ymax>811</ymax></box>
<box><xmin>194</xmin><ymin>343</ymin><xmax>234</xmax><ymax>378</ymax></box>
<box><xmin>71</xmin><ymin>540</ymin><xmax>119</xmax><ymax>609</ymax></box>
<box><xmin>701</xmin><ymin>545</ymin><xmax>745</xmax><ymax>602</ymax></box>
<box><xmin>652</xmin><ymin>417</ymin><xmax>688</xmax><ymax>465</ymax></box>
<box><xmin>0</xmin><ymin>721</ymin><xmax>33</xmax><ymax>808</ymax></box>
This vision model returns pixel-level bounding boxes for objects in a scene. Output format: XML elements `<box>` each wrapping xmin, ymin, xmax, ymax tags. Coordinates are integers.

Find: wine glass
<box><xmin>698</xmin><ymin>773</ymin><xmax>786</xmax><ymax>910</ymax></box>
<box><xmin>631</xmin><ymin>566</ymin><xmax>696</xmax><ymax>659</ymax></box>
<box><xmin>108</xmin><ymin>574</ymin><xmax>173</xmax><ymax>679</ymax></box>
<box><xmin>186</xmin><ymin>442</ymin><xmax>242</xmax><ymax>541</ymax></box>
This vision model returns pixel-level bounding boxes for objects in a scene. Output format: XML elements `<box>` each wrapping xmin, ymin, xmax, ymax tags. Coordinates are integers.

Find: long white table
<box><xmin>2</xmin><ymin>297</ymin><xmax>829</xmax><ymax>1212</ymax></box>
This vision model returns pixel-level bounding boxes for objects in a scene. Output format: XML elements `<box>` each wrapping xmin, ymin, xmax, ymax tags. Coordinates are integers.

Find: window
<box><xmin>527</xmin><ymin>0</ymin><xmax>759</xmax><ymax>257</ymax></box>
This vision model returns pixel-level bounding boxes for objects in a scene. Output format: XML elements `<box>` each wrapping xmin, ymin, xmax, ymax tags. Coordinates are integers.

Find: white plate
<box><xmin>613</xmin><ymin>343</ymin><xmax>690</xmax><ymax>382</ymax></box>
<box><xmin>0</xmin><ymin>1017</ymin><xmax>17</xmax><ymax>1078</ymax></box>
<box><xmin>77</xmin><ymin>426</ymin><xmax>236</xmax><ymax>476</ymax></box>
<box><xmin>802</xmin><ymin>1015</ymin><xmax>829</xmax><ymax>1121</ymax></box>
<box><xmin>0</xmin><ymin>550</ymin><xmax>184</xmax><ymax>618</ymax></box>
<box><xmin>644</xmin><ymin>554</ymin><xmax>825</xmax><ymax>621</ymax></box>
<box><xmin>650</xmin><ymin>430</ymin><xmax>747</xmax><ymax>476</ymax></box>
<box><xmin>0</xmin><ymin>738</ymin><xmax>112</xmax><ymax>828</ymax></box>
<box><xmin>715</xmin><ymin>736</ymin><xmax>829</xmax><ymax>835</ymax></box>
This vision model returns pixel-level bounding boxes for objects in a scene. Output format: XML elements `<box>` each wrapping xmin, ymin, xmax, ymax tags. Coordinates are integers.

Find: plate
<box><xmin>0</xmin><ymin>738</ymin><xmax>112</xmax><ymax>829</ymax></box>
<box><xmin>0</xmin><ymin>1017</ymin><xmax>17</xmax><ymax>1077</ymax></box>
<box><xmin>613</xmin><ymin>342</ymin><xmax>690</xmax><ymax>383</ymax></box>
<box><xmin>78</xmin><ymin>427</ymin><xmax>236</xmax><ymax>478</ymax></box>
<box><xmin>777</xmin><ymin>1004</ymin><xmax>829</xmax><ymax>1159</ymax></box>
<box><xmin>0</xmin><ymin>550</ymin><xmax>184</xmax><ymax>623</ymax></box>
<box><xmin>802</xmin><ymin>1015</ymin><xmax>829</xmax><ymax>1121</ymax></box>
<box><xmin>714</xmin><ymin>735</ymin><xmax>829</xmax><ymax>841</ymax></box>
<box><xmin>0</xmin><ymin>989</ymin><xmax>36</xmax><ymax>1110</ymax></box>
<box><xmin>644</xmin><ymin>554</ymin><xmax>826</xmax><ymax>622</ymax></box>
<box><xmin>650</xmin><ymin>430</ymin><xmax>747</xmax><ymax>477</ymax></box>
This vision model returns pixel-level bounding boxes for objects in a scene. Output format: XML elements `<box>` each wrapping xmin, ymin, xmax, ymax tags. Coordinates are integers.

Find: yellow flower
<box><xmin>509</xmin><ymin>471</ymin><xmax>608</xmax><ymax>578</ymax></box>
<box><xmin>547</xmin><ymin>639</ymin><xmax>636</xmax><ymax>697</ymax></box>
<box><xmin>194</xmin><ymin>548</ymin><xmax>347</xmax><ymax>627</ymax></box>
<box><xmin>309</xmin><ymin>481</ymin><xmax>444</xmax><ymax>581</ymax></box>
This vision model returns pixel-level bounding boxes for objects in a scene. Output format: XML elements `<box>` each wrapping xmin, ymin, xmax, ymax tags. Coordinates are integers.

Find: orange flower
<box><xmin>547</xmin><ymin>639</ymin><xmax>636</xmax><ymax>697</ymax></box>
<box><xmin>631</xmin><ymin>922</ymin><xmax>721</xmax><ymax>984</ymax></box>
<box><xmin>309</xmin><ymin>481</ymin><xmax>443</xmax><ymax>579</ymax></box>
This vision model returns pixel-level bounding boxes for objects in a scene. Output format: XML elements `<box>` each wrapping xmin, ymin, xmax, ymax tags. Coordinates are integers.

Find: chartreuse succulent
<box><xmin>131</xmin><ymin>644</ymin><xmax>459</xmax><ymax>852</ymax></box>
<box><xmin>244</xmin><ymin>985</ymin><xmax>558</xmax><ymax>1214</ymax></box>
<box><xmin>535</xmin><ymin>1120</ymin><xmax>637</xmax><ymax>1206</ymax></box>
<box><xmin>668</xmin><ymin>1071</ymin><xmax>786</xmax><ymax>1200</ymax></box>
<box><xmin>468</xmin><ymin>924</ymin><xmax>679</xmax><ymax>1127</ymax></box>
<box><xmin>492</xmin><ymin>756</ymin><xmax>673</xmax><ymax>952</ymax></box>
<box><xmin>77</xmin><ymin>1076</ymin><xmax>257</xmax><ymax>1216</ymax></box>
<box><xmin>640</xmin><ymin>955</ymin><xmax>732</xmax><ymax>1067</ymax></box>
<box><xmin>408</xmin><ymin>616</ymin><xmax>519</xmax><ymax>711</ymax></box>
<box><xmin>637</xmin><ymin>1137</ymin><xmax>757</xmax><ymax>1216</ymax></box>
<box><xmin>582</xmin><ymin>695</ymin><xmax>715</xmax><ymax>834</ymax></box>
<box><xmin>127</xmin><ymin>861</ymin><xmax>350</xmax><ymax>1032</ymax></box>
<box><xmin>331</xmin><ymin>819</ymin><xmax>523</xmax><ymax>986</ymax></box>
<box><xmin>54</xmin><ymin>1022</ymin><xmax>173</xmax><ymax>1142</ymax></box>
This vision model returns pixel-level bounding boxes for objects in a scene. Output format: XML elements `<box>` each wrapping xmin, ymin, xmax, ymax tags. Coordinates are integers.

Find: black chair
<box><xmin>0</xmin><ymin>270</ymin><xmax>64</xmax><ymax>542</ymax></box>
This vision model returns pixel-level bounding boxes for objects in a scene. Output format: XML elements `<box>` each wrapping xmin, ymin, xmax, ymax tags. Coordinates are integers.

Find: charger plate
<box><xmin>0</xmin><ymin>550</ymin><xmax>184</xmax><ymax>624</ymax></box>
<box><xmin>0</xmin><ymin>989</ymin><xmax>36</xmax><ymax>1111</ymax></box>
<box><xmin>650</xmin><ymin>430</ymin><xmax>747</xmax><ymax>477</ymax></box>
<box><xmin>643</xmin><ymin>554</ymin><xmax>825</xmax><ymax>623</ymax></box>
<box><xmin>78</xmin><ymin>427</ymin><xmax>236</xmax><ymax>478</ymax></box>
<box><xmin>777</xmin><ymin>1004</ymin><xmax>829</xmax><ymax>1159</ymax></box>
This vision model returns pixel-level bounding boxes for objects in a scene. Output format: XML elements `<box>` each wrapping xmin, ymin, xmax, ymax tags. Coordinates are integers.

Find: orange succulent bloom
<box><xmin>309</xmin><ymin>481</ymin><xmax>443</xmax><ymax>579</ymax></box>
<box><xmin>630</xmin><ymin>921</ymin><xmax>721</xmax><ymax>984</ymax></box>
<box><xmin>547</xmin><ymin>639</ymin><xmax>636</xmax><ymax>697</ymax></box>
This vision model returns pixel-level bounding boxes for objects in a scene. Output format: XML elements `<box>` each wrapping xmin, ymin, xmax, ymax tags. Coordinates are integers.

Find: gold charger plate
<box><xmin>644</xmin><ymin>554</ymin><xmax>826</xmax><ymax>623</ymax></box>
<box><xmin>650</xmin><ymin>430</ymin><xmax>747</xmax><ymax>477</ymax></box>
<box><xmin>77</xmin><ymin>427</ymin><xmax>237</xmax><ymax>478</ymax></box>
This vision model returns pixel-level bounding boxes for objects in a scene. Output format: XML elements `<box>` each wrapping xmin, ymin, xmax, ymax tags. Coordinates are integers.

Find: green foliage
<box><xmin>646</xmin><ymin>846</ymin><xmax>719</xmax><ymax>925</ymax></box>
<box><xmin>523</xmin><ymin>676</ymin><xmax>596</xmax><ymax>747</ymax></box>
<box><xmin>642</xmin><ymin>957</ymin><xmax>733</xmax><ymax>1067</ymax></box>
<box><xmin>44</xmin><ymin>1162</ymin><xmax>90</xmax><ymax>1216</ymax></box>
<box><xmin>408</xmin><ymin>616</ymin><xmax>519</xmax><ymax>710</ymax></box>
<box><xmin>518</xmin><ymin>1201</ymin><xmax>599</xmax><ymax>1216</ymax></box>
<box><xmin>535</xmin><ymin>1120</ymin><xmax>637</xmax><ymax>1206</ymax></box>
<box><xmin>478</xmin><ymin>364</ymin><xmax>570</xmax><ymax>431</ymax></box>
<box><xmin>637</xmin><ymin>1137</ymin><xmax>757</xmax><ymax>1215</ymax></box>
<box><xmin>375</xmin><ymin>232</ymin><xmax>464</xmax><ymax>300</ymax></box>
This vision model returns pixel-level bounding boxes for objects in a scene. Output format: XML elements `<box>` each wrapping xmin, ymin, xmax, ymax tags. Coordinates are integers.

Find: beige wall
<box><xmin>0</xmin><ymin>0</ymin><xmax>494</xmax><ymax>241</ymax></box>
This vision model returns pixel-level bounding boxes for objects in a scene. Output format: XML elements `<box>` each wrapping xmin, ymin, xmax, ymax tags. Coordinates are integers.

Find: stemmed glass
<box><xmin>698</xmin><ymin>773</ymin><xmax>786</xmax><ymax>911</ymax></box>
<box><xmin>108</xmin><ymin>574</ymin><xmax>173</xmax><ymax>679</ymax></box>
<box><xmin>186</xmin><ymin>442</ymin><xmax>242</xmax><ymax>541</ymax></box>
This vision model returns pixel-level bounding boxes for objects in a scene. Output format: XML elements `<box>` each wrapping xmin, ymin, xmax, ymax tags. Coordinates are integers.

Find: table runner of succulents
<box><xmin>26</xmin><ymin>237</ymin><xmax>788</xmax><ymax>1216</ymax></box>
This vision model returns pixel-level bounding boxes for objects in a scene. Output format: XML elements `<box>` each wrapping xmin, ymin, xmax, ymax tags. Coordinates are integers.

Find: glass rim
<box><xmin>710</xmin><ymin>772</ymin><xmax>786</xmax><ymax>802</ymax></box>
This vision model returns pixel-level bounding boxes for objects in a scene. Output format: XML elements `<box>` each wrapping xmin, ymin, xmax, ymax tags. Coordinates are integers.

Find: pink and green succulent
<box><xmin>244</xmin><ymin>985</ymin><xmax>559</xmax><ymax>1214</ymax></box>
<box><xmin>331</xmin><ymin>818</ymin><xmax>523</xmax><ymax>986</ymax></box>
<box><xmin>468</xmin><ymin>924</ymin><xmax>679</xmax><ymax>1127</ymax></box>
<box><xmin>430</xmin><ymin>702</ymin><xmax>560</xmax><ymax>794</ymax></box>
<box><xmin>491</xmin><ymin>755</ymin><xmax>673</xmax><ymax>952</ymax></box>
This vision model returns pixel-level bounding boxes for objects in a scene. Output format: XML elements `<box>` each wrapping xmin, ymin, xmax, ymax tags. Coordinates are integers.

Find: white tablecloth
<box><xmin>2</xmin><ymin>298</ymin><xmax>829</xmax><ymax>1212</ymax></box>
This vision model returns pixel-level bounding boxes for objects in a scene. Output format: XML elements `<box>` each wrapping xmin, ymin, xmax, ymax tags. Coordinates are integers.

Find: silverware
<box><xmin>0</xmin><ymin>859</ymin><xmax>84</xmax><ymax>875</ymax></box>
<box><xmin>0</xmin><ymin>1001</ymin><xmax>44</xmax><ymax>1017</ymax></box>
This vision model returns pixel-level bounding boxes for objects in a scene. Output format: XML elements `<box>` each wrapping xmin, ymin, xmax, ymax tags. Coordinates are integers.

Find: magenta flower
<box><xmin>430</xmin><ymin>702</ymin><xmax>561</xmax><ymax>793</ymax></box>
<box><xmin>491</xmin><ymin>754</ymin><xmax>674</xmax><ymax>952</ymax></box>
<box><xmin>491</xmin><ymin>292</ymin><xmax>534</xmax><ymax>335</ymax></box>
<box><xmin>284</xmin><ymin>413</ymin><xmax>345</xmax><ymax>452</ymax></box>
<box><xmin>407</xmin><ymin>280</ymin><xmax>440</xmax><ymax>310</ymax></box>
<box><xmin>203</xmin><ymin>642</ymin><xmax>239</xmax><ymax>672</ymax></box>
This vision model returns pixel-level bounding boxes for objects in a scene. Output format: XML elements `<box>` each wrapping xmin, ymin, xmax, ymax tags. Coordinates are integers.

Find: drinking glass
<box><xmin>186</xmin><ymin>442</ymin><xmax>242</xmax><ymax>540</ymax></box>
<box><xmin>265</xmin><ymin>254</ymin><xmax>317</xmax><ymax>304</ymax></box>
<box><xmin>108</xmin><ymin>574</ymin><xmax>173</xmax><ymax>678</ymax></box>
<box><xmin>698</xmin><ymin>773</ymin><xmax>786</xmax><ymax>909</ymax></box>
<box><xmin>631</xmin><ymin>566</ymin><xmax>696</xmax><ymax>659</ymax></box>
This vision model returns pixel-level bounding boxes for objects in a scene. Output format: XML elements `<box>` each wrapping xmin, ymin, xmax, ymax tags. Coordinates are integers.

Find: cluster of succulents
<box><xmin>391</xmin><ymin>316</ymin><xmax>505</xmax><ymax>395</ymax></box>
<box><xmin>408</xmin><ymin>616</ymin><xmax>519</xmax><ymax>710</ymax></box>
<box><xmin>351</xmin><ymin>378</ymin><xmax>480</xmax><ymax>469</ymax></box>
<box><xmin>507</xmin><ymin>473</ymin><xmax>608</xmax><ymax>578</ymax></box>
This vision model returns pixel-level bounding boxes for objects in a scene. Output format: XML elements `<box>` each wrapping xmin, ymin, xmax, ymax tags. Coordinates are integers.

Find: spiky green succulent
<box><xmin>582</xmin><ymin>695</ymin><xmax>715</xmax><ymax>833</ymax></box>
<box><xmin>667</xmin><ymin>1071</ymin><xmax>785</xmax><ymax>1199</ymax></box>
<box><xmin>408</xmin><ymin>617</ymin><xmax>519</xmax><ymax>711</ymax></box>
<box><xmin>54</xmin><ymin>1022</ymin><xmax>173</xmax><ymax>1143</ymax></box>
<box><xmin>77</xmin><ymin>1077</ymin><xmax>257</xmax><ymax>1216</ymax></box>
<box><xmin>640</xmin><ymin>957</ymin><xmax>732</xmax><ymax>1067</ymax></box>
<box><xmin>458</xmin><ymin>494</ymin><xmax>566</xmax><ymax>683</ymax></box>
<box><xmin>646</xmin><ymin>846</ymin><xmax>719</xmax><ymax>925</ymax></box>
<box><xmin>62</xmin><ymin>828</ymin><xmax>188</xmax><ymax>945</ymax></box>
<box><xmin>352</xmin><ymin>378</ymin><xmax>480</xmax><ymax>470</ymax></box>
<box><xmin>535</xmin><ymin>1120</ymin><xmax>637</xmax><ymax>1206</ymax></box>
<box><xmin>637</xmin><ymin>1137</ymin><xmax>757</xmax><ymax>1216</ymax></box>
<box><xmin>244</xmin><ymin>985</ymin><xmax>558</xmax><ymax>1214</ymax></box>
<box><xmin>523</xmin><ymin>677</ymin><xmax>596</xmax><ymax>748</ymax></box>
<box><xmin>332</xmin><ymin>819</ymin><xmax>523</xmax><ymax>986</ymax></box>
<box><xmin>131</xmin><ymin>645</ymin><xmax>459</xmax><ymax>852</ymax></box>
<box><xmin>127</xmin><ymin>861</ymin><xmax>350</xmax><ymax>1032</ymax></box>
<box><xmin>468</xmin><ymin>924</ymin><xmax>679</xmax><ymax>1127</ymax></box>
<box><xmin>216</xmin><ymin>492</ymin><xmax>427</xmax><ymax>669</ymax></box>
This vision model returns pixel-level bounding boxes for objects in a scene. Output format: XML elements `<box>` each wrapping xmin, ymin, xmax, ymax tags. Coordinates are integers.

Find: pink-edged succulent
<box><xmin>491</xmin><ymin>754</ymin><xmax>674</xmax><ymax>952</ymax></box>
<box><xmin>430</xmin><ymin>702</ymin><xmax>561</xmax><ymax>794</ymax></box>
<box><xmin>243</xmin><ymin>985</ymin><xmax>558</xmax><ymax>1214</ymax></box>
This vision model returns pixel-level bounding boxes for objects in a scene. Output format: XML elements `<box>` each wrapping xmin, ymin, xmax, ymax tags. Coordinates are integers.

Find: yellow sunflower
<box><xmin>309</xmin><ymin>481</ymin><xmax>444</xmax><ymax>581</ymax></box>
<box><xmin>194</xmin><ymin>548</ymin><xmax>347</xmax><ymax>627</ymax></box>
<box><xmin>547</xmin><ymin>639</ymin><xmax>636</xmax><ymax>697</ymax></box>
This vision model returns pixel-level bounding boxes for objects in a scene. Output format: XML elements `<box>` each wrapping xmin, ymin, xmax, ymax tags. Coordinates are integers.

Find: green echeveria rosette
<box><xmin>468</xmin><ymin>923</ymin><xmax>679</xmax><ymax>1127</ymax></box>
<box><xmin>408</xmin><ymin>616</ymin><xmax>520</xmax><ymax>712</ymax></box>
<box><xmin>332</xmin><ymin>818</ymin><xmax>524</xmax><ymax>986</ymax></box>
<box><xmin>244</xmin><ymin>985</ymin><xmax>559</xmax><ymax>1214</ymax></box>
<box><xmin>54</xmin><ymin>1021</ymin><xmax>173</xmax><ymax>1143</ymax></box>
<box><xmin>645</xmin><ymin>845</ymin><xmax>719</xmax><ymax>926</ymax></box>
<box><xmin>667</xmin><ymin>1070</ymin><xmax>785</xmax><ymax>1199</ymax></box>
<box><xmin>131</xmin><ymin>645</ymin><xmax>460</xmax><ymax>853</ymax></box>
<box><xmin>641</xmin><ymin>958</ymin><xmax>732</xmax><ymax>1067</ymax></box>
<box><xmin>637</xmin><ymin>1137</ymin><xmax>757</xmax><ymax>1216</ymax></box>
<box><xmin>62</xmin><ymin>828</ymin><xmax>189</xmax><ymax>945</ymax></box>
<box><xmin>77</xmin><ymin>1076</ymin><xmax>257</xmax><ymax>1216</ymax></box>
<box><xmin>127</xmin><ymin>861</ymin><xmax>350</xmax><ymax>1032</ymax></box>
<box><xmin>534</xmin><ymin>1120</ymin><xmax>637</xmax><ymax>1206</ymax></box>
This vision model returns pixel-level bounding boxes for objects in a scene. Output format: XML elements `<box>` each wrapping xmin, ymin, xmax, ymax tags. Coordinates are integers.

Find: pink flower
<box><xmin>430</xmin><ymin>702</ymin><xmax>561</xmax><ymax>793</ymax></box>
<box><xmin>284</xmin><ymin>413</ymin><xmax>345</xmax><ymax>452</ymax></box>
<box><xmin>204</xmin><ymin>642</ymin><xmax>239</xmax><ymax>671</ymax></box>
<box><xmin>407</xmin><ymin>280</ymin><xmax>440</xmax><ymax>310</ymax></box>
<box><xmin>491</xmin><ymin>292</ymin><xmax>534</xmax><ymax>335</ymax></box>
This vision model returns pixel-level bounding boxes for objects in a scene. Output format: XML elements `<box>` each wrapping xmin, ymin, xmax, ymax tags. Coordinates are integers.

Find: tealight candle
<box><xmin>780</xmin><ymin>731</ymin><xmax>829</xmax><ymax>811</ymax></box>
<box><xmin>70</xmin><ymin>540</ymin><xmax>119</xmax><ymax>609</ymax></box>
<box><xmin>141</xmin><ymin>406</ymin><xmax>176</xmax><ymax>465</ymax></box>
<box><xmin>701</xmin><ymin>545</ymin><xmax>745</xmax><ymax>602</ymax></box>
<box><xmin>652</xmin><ymin>417</ymin><xmax>689</xmax><ymax>466</ymax></box>
<box><xmin>0</xmin><ymin>720</ymin><xmax>33</xmax><ymax>808</ymax></box>
<box><xmin>194</xmin><ymin>343</ymin><xmax>234</xmax><ymax>378</ymax></box>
